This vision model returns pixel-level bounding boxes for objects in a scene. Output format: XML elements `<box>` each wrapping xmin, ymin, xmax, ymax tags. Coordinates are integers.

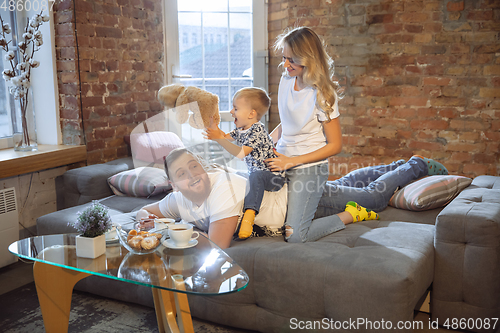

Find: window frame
<box><xmin>0</xmin><ymin>10</ymin><xmax>19</xmax><ymax>149</ymax></box>
<box><xmin>163</xmin><ymin>0</ymin><xmax>268</xmax><ymax>126</ymax></box>
<box><xmin>0</xmin><ymin>7</ymin><xmax>60</xmax><ymax>150</ymax></box>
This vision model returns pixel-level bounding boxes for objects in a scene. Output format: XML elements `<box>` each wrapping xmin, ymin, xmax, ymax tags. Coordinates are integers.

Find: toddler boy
<box><xmin>204</xmin><ymin>87</ymin><xmax>285</xmax><ymax>239</ymax></box>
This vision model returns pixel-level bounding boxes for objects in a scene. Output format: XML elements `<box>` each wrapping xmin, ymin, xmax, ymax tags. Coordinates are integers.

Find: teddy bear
<box><xmin>157</xmin><ymin>84</ymin><xmax>220</xmax><ymax>129</ymax></box>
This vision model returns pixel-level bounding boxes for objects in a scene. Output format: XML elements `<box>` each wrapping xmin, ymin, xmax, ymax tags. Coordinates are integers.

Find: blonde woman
<box><xmin>266</xmin><ymin>26</ymin><xmax>379</xmax><ymax>242</ymax></box>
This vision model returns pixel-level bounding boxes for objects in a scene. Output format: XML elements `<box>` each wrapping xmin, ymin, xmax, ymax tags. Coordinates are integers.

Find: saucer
<box><xmin>163</xmin><ymin>238</ymin><xmax>198</xmax><ymax>249</ymax></box>
<box><xmin>105</xmin><ymin>233</ymin><xmax>119</xmax><ymax>243</ymax></box>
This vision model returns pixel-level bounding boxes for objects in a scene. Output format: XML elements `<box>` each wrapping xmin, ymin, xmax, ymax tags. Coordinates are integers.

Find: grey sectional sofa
<box><xmin>36</xmin><ymin>157</ymin><xmax>500</xmax><ymax>333</ymax></box>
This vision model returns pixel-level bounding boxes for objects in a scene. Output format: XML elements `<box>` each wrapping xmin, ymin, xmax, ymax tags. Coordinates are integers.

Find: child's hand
<box><xmin>204</xmin><ymin>127</ymin><xmax>225</xmax><ymax>140</ymax></box>
<box><xmin>203</xmin><ymin>116</ymin><xmax>226</xmax><ymax>140</ymax></box>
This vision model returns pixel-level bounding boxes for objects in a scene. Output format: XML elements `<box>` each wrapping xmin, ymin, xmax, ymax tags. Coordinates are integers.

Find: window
<box><xmin>166</xmin><ymin>0</ymin><xmax>267</xmax><ymax>113</ymax></box>
<box><xmin>0</xmin><ymin>11</ymin><xmax>19</xmax><ymax>148</ymax></box>
<box><xmin>163</xmin><ymin>0</ymin><xmax>268</xmax><ymax>169</ymax></box>
<box><xmin>0</xmin><ymin>8</ymin><xmax>59</xmax><ymax>149</ymax></box>
<box><xmin>183</xmin><ymin>32</ymin><xmax>188</xmax><ymax>45</ymax></box>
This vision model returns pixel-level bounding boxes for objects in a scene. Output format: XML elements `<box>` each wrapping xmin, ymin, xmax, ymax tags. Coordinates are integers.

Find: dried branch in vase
<box><xmin>0</xmin><ymin>12</ymin><xmax>49</xmax><ymax>150</ymax></box>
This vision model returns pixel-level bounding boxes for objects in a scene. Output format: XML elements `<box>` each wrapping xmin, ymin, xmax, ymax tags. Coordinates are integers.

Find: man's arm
<box><xmin>208</xmin><ymin>216</ymin><xmax>239</xmax><ymax>249</ymax></box>
<box><xmin>136</xmin><ymin>202</ymin><xmax>164</xmax><ymax>221</ymax></box>
<box><xmin>138</xmin><ymin>196</ymin><xmax>238</xmax><ymax>249</ymax></box>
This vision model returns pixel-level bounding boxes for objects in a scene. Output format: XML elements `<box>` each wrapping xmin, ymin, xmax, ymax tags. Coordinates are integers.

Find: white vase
<box><xmin>76</xmin><ymin>234</ymin><xmax>106</xmax><ymax>258</ymax></box>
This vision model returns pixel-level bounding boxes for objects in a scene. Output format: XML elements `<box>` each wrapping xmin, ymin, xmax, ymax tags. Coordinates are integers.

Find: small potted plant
<box><xmin>69</xmin><ymin>201</ymin><xmax>112</xmax><ymax>258</ymax></box>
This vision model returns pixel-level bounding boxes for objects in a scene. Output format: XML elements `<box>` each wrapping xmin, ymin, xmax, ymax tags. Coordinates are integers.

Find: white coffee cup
<box><xmin>168</xmin><ymin>224</ymin><xmax>199</xmax><ymax>247</ymax></box>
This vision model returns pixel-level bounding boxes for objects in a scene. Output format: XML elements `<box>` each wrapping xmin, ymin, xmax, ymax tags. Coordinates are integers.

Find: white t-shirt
<box><xmin>276</xmin><ymin>75</ymin><xmax>340</xmax><ymax>165</ymax></box>
<box><xmin>158</xmin><ymin>168</ymin><xmax>287</xmax><ymax>232</ymax></box>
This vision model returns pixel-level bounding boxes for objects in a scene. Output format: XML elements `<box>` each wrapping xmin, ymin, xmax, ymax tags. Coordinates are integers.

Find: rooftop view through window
<box><xmin>176</xmin><ymin>0</ymin><xmax>254</xmax><ymax>169</ymax></box>
<box><xmin>177</xmin><ymin>0</ymin><xmax>253</xmax><ymax>113</ymax></box>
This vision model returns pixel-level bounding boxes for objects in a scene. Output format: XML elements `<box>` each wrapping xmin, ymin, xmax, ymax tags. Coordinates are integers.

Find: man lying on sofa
<box><xmin>136</xmin><ymin>147</ymin><xmax>443</xmax><ymax>249</ymax></box>
<box><xmin>135</xmin><ymin>147</ymin><xmax>287</xmax><ymax>249</ymax></box>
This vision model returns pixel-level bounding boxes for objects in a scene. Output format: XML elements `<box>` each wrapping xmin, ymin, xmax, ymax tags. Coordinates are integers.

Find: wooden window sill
<box><xmin>0</xmin><ymin>145</ymin><xmax>87</xmax><ymax>178</ymax></box>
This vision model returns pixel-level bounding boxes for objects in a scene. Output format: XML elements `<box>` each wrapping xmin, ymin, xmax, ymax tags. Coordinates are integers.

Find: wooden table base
<box><xmin>152</xmin><ymin>280</ymin><xmax>194</xmax><ymax>333</ymax></box>
<box><xmin>33</xmin><ymin>261</ymin><xmax>194</xmax><ymax>333</ymax></box>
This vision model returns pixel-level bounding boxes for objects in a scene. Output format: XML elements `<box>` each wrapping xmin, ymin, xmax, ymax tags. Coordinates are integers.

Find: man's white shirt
<box><xmin>158</xmin><ymin>168</ymin><xmax>287</xmax><ymax>232</ymax></box>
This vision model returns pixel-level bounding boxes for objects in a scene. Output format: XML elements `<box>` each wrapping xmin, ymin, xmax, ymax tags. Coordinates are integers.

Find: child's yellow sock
<box><xmin>238</xmin><ymin>210</ymin><xmax>256</xmax><ymax>239</ymax></box>
<box><xmin>345</xmin><ymin>201</ymin><xmax>379</xmax><ymax>222</ymax></box>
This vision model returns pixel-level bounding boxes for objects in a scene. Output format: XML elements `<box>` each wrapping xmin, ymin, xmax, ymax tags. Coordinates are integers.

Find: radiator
<box><xmin>0</xmin><ymin>187</ymin><xmax>19</xmax><ymax>268</ymax></box>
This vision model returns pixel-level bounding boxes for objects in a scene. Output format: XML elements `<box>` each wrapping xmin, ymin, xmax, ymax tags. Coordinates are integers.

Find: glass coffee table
<box><xmin>9</xmin><ymin>233</ymin><xmax>249</xmax><ymax>333</ymax></box>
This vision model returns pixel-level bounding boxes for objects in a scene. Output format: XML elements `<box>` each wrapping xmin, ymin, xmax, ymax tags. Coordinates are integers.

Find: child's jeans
<box><xmin>244</xmin><ymin>170</ymin><xmax>286</xmax><ymax>214</ymax></box>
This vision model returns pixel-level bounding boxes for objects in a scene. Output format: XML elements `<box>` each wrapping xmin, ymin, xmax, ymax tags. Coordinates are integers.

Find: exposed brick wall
<box><xmin>268</xmin><ymin>0</ymin><xmax>500</xmax><ymax>178</ymax></box>
<box><xmin>54</xmin><ymin>0</ymin><xmax>165</xmax><ymax>164</ymax></box>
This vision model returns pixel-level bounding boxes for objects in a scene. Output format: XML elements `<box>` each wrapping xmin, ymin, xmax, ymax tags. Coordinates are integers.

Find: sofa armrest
<box><xmin>432</xmin><ymin>176</ymin><xmax>500</xmax><ymax>332</ymax></box>
<box><xmin>63</xmin><ymin>157</ymin><xmax>134</xmax><ymax>208</ymax></box>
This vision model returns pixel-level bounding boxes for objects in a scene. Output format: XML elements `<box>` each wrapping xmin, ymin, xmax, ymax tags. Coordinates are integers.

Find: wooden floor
<box><xmin>0</xmin><ymin>260</ymin><xmax>34</xmax><ymax>295</ymax></box>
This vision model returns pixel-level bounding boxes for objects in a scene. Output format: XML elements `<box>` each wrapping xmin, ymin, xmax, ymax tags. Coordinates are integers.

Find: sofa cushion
<box><xmin>389</xmin><ymin>175</ymin><xmax>472</xmax><ymax>211</ymax></box>
<box><xmin>469</xmin><ymin>174</ymin><xmax>500</xmax><ymax>190</ymax></box>
<box><xmin>189</xmin><ymin>221</ymin><xmax>435</xmax><ymax>332</ymax></box>
<box><xmin>107</xmin><ymin>167</ymin><xmax>171</xmax><ymax>198</ymax></box>
<box><xmin>380</xmin><ymin>205</ymin><xmax>442</xmax><ymax>225</ymax></box>
<box><xmin>432</xmin><ymin>175</ymin><xmax>500</xmax><ymax>330</ymax></box>
<box><xmin>63</xmin><ymin>157</ymin><xmax>135</xmax><ymax>208</ymax></box>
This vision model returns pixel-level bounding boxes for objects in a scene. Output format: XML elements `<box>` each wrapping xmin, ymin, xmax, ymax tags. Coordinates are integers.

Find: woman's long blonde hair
<box><xmin>274</xmin><ymin>26</ymin><xmax>340</xmax><ymax>120</ymax></box>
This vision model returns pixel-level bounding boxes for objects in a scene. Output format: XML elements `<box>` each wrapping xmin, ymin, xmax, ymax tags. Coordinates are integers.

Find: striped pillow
<box><xmin>107</xmin><ymin>167</ymin><xmax>171</xmax><ymax>198</ymax></box>
<box><xmin>389</xmin><ymin>175</ymin><xmax>472</xmax><ymax>211</ymax></box>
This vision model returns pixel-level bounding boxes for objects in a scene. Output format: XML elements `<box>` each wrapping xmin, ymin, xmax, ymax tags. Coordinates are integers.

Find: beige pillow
<box><xmin>389</xmin><ymin>175</ymin><xmax>472</xmax><ymax>211</ymax></box>
<box><xmin>108</xmin><ymin>167</ymin><xmax>171</xmax><ymax>198</ymax></box>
